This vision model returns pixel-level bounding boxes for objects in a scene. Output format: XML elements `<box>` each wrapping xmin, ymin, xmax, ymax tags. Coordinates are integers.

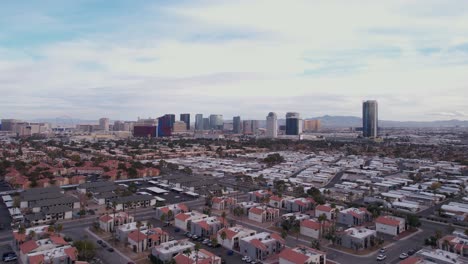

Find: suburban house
<box><xmin>239</xmin><ymin>232</ymin><xmax>285</xmax><ymax>261</ymax></box>
<box><xmin>99</xmin><ymin>212</ymin><xmax>134</xmax><ymax>232</ymax></box>
<box><xmin>285</xmin><ymin>197</ymin><xmax>316</xmax><ymax>213</ymax></box>
<box><xmin>336</xmin><ymin>227</ymin><xmax>377</xmax><ymax>251</ymax></box>
<box><xmin>155</xmin><ymin>203</ymin><xmax>189</xmax><ymax>221</ymax></box>
<box><xmin>217</xmin><ymin>225</ymin><xmax>257</xmax><ymax>251</ymax></box>
<box><xmin>300</xmin><ymin>218</ymin><xmax>333</xmax><ymax>240</ymax></box>
<box><xmin>151</xmin><ymin>240</ymin><xmax>195</xmax><ymax>262</ymax></box>
<box><xmin>19</xmin><ymin>236</ymin><xmax>78</xmax><ymax>264</ymax></box>
<box><xmin>175</xmin><ymin>211</ymin><xmax>208</xmax><ymax>231</ymax></box>
<box><xmin>375</xmin><ymin>216</ymin><xmax>406</xmax><ymax>236</ymax></box>
<box><xmin>127</xmin><ymin>227</ymin><xmax>169</xmax><ymax>253</ymax></box>
<box><xmin>268</xmin><ymin>195</ymin><xmax>288</xmax><ymax>209</ymax></box>
<box><xmin>248</xmin><ymin>207</ymin><xmax>280</xmax><ymax>223</ymax></box>
<box><xmin>314</xmin><ymin>205</ymin><xmax>336</xmax><ymax>220</ymax></box>
<box><xmin>13</xmin><ymin>225</ymin><xmax>50</xmax><ymax>250</ymax></box>
<box><xmin>438</xmin><ymin>233</ymin><xmax>468</xmax><ymax>257</ymax></box>
<box><xmin>248</xmin><ymin>190</ymin><xmax>272</xmax><ymax>203</ymax></box>
<box><xmin>211</xmin><ymin>196</ymin><xmax>237</xmax><ymax>211</ymax></box>
<box><xmin>278</xmin><ymin>246</ymin><xmax>327</xmax><ymax>264</ymax></box>
<box><xmin>174</xmin><ymin>248</ymin><xmax>222</xmax><ymax>264</ymax></box>
<box><xmin>116</xmin><ymin>221</ymin><xmax>149</xmax><ymax>242</ymax></box>
<box><xmin>190</xmin><ymin>216</ymin><xmax>226</xmax><ymax>238</ymax></box>
<box><xmin>337</xmin><ymin>207</ymin><xmax>373</xmax><ymax>226</ymax></box>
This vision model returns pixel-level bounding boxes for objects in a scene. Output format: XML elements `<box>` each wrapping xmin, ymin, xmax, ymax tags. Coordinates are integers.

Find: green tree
<box><xmin>55</xmin><ymin>224</ymin><xmax>63</xmax><ymax>236</ymax></box>
<box><xmin>74</xmin><ymin>240</ymin><xmax>96</xmax><ymax>261</ymax></box>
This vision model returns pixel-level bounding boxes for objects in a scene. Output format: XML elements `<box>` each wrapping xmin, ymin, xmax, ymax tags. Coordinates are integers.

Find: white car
<box><xmin>400</xmin><ymin>253</ymin><xmax>409</xmax><ymax>259</ymax></box>
<box><xmin>379</xmin><ymin>248</ymin><xmax>386</xmax><ymax>253</ymax></box>
<box><xmin>377</xmin><ymin>254</ymin><xmax>387</xmax><ymax>261</ymax></box>
<box><xmin>242</xmin><ymin>256</ymin><xmax>252</xmax><ymax>262</ymax></box>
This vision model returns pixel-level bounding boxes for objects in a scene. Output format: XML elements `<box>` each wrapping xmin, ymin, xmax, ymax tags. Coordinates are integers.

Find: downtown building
<box><xmin>266</xmin><ymin>112</ymin><xmax>278</xmax><ymax>138</ymax></box>
<box><xmin>233</xmin><ymin>116</ymin><xmax>242</xmax><ymax>134</ymax></box>
<box><xmin>285</xmin><ymin>112</ymin><xmax>302</xmax><ymax>135</ymax></box>
<box><xmin>180</xmin><ymin>113</ymin><xmax>190</xmax><ymax>130</ymax></box>
<box><xmin>195</xmin><ymin>114</ymin><xmax>203</xmax><ymax>130</ymax></box>
<box><xmin>362</xmin><ymin>100</ymin><xmax>378</xmax><ymax>138</ymax></box>
<box><xmin>209</xmin><ymin>114</ymin><xmax>223</xmax><ymax>130</ymax></box>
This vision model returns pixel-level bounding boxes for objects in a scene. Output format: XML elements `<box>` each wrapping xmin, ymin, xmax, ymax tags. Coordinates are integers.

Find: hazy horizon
<box><xmin>1</xmin><ymin>1</ymin><xmax>468</xmax><ymax>121</ymax></box>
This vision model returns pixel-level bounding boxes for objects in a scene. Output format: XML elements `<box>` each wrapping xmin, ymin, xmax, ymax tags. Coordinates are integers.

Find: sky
<box><xmin>1</xmin><ymin>0</ymin><xmax>468</xmax><ymax>121</ymax></box>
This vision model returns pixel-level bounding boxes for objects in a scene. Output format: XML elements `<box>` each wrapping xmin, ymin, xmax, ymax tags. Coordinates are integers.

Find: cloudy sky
<box><xmin>1</xmin><ymin>0</ymin><xmax>468</xmax><ymax>121</ymax></box>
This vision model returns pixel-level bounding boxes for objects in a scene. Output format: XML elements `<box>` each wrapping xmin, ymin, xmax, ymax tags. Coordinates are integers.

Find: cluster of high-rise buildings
<box><xmin>1</xmin><ymin>100</ymin><xmax>379</xmax><ymax>138</ymax></box>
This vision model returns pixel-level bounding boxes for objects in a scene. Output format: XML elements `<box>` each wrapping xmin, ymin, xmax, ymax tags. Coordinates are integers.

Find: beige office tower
<box><xmin>303</xmin><ymin>120</ymin><xmax>321</xmax><ymax>132</ymax></box>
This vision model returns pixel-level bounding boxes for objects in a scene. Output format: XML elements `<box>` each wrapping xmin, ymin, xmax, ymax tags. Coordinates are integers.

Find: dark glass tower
<box><xmin>363</xmin><ymin>100</ymin><xmax>378</xmax><ymax>138</ymax></box>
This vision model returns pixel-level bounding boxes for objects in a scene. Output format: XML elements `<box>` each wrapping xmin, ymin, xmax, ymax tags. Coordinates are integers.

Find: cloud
<box><xmin>0</xmin><ymin>0</ymin><xmax>468</xmax><ymax>121</ymax></box>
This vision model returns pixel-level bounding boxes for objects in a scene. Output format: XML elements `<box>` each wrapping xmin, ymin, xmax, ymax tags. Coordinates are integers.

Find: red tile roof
<box><xmin>99</xmin><ymin>214</ymin><xmax>113</xmax><ymax>222</ymax></box>
<box><xmin>128</xmin><ymin>230</ymin><xmax>146</xmax><ymax>242</ymax></box>
<box><xmin>270</xmin><ymin>195</ymin><xmax>283</xmax><ymax>202</ymax></box>
<box><xmin>13</xmin><ymin>232</ymin><xmax>26</xmax><ymax>242</ymax></box>
<box><xmin>20</xmin><ymin>240</ymin><xmax>38</xmax><ymax>254</ymax></box>
<box><xmin>28</xmin><ymin>254</ymin><xmax>45</xmax><ymax>264</ymax></box>
<box><xmin>271</xmin><ymin>232</ymin><xmax>285</xmax><ymax>244</ymax></box>
<box><xmin>218</xmin><ymin>228</ymin><xmax>237</xmax><ymax>240</ymax></box>
<box><xmin>249</xmin><ymin>207</ymin><xmax>265</xmax><ymax>215</ymax></box>
<box><xmin>50</xmin><ymin>236</ymin><xmax>68</xmax><ymax>245</ymax></box>
<box><xmin>178</xmin><ymin>203</ymin><xmax>189</xmax><ymax>212</ymax></box>
<box><xmin>250</xmin><ymin>239</ymin><xmax>267</xmax><ymax>251</ymax></box>
<box><xmin>197</xmin><ymin>221</ymin><xmax>211</xmax><ymax>231</ymax></box>
<box><xmin>279</xmin><ymin>248</ymin><xmax>309</xmax><ymax>263</ymax></box>
<box><xmin>375</xmin><ymin>216</ymin><xmax>401</xmax><ymax>227</ymax></box>
<box><xmin>64</xmin><ymin>247</ymin><xmax>78</xmax><ymax>261</ymax></box>
<box><xmin>212</xmin><ymin>197</ymin><xmax>223</xmax><ymax>204</ymax></box>
<box><xmin>315</xmin><ymin>205</ymin><xmax>332</xmax><ymax>212</ymax></box>
<box><xmin>175</xmin><ymin>213</ymin><xmax>191</xmax><ymax>221</ymax></box>
<box><xmin>301</xmin><ymin>219</ymin><xmax>321</xmax><ymax>230</ymax></box>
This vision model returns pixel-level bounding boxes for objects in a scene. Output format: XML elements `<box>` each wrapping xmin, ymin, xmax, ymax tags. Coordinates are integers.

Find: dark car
<box><xmin>408</xmin><ymin>249</ymin><xmax>416</xmax><ymax>255</ymax></box>
<box><xmin>107</xmin><ymin>247</ymin><xmax>114</xmax><ymax>252</ymax></box>
<box><xmin>2</xmin><ymin>252</ymin><xmax>17</xmax><ymax>262</ymax></box>
<box><xmin>101</xmin><ymin>243</ymin><xmax>108</xmax><ymax>248</ymax></box>
<box><xmin>174</xmin><ymin>227</ymin><xmax>181</xmax><ymax>232</ymax></box>
<box><xmin>96</xmin><ymin>240</ymin><xmax>103</xmax><ymax>244</ymax></box>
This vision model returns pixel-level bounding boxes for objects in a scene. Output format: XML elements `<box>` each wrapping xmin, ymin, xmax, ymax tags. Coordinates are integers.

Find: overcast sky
<box><xmin>1</xmin><ymin>0</ymin><xmax>468</xmax><ymax>121</ymax></box>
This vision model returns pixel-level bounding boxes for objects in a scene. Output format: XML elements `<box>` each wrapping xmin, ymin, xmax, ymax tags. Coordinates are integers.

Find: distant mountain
<box><xmin>308</xmin><ymin>115</ymin><xmax>468</xmax><ymax>128</ymax></box>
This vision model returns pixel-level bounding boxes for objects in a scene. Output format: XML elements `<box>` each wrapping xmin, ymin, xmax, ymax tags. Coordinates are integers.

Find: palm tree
<box><xmin>167</xmin><ymin>210</ymin><xmax>173</xmax><ymax>222</ymax></box>
<box><xmin>125</xmin><ymin>201</ymin><xmax>132</xmax><ymax>213</ymax></box>
<box><xmin>112</xmin><ymin>201</ymin><xmax>118</xmax><ymax>232</ymax></box>
<box><xmin>194</xmin><ymin>243</ymin><xmax>201</xmax><ymax>264</ymax></box>
<box><xmin>55</xmin><ymin>224</ymin><xmax>63</xmax><ymax>236</ymax></box>
<box><xmin>136</xmin><ymin>221</ymin><xmax>142</xmax><ymax>252</ymax></box>
<box><xmin>146</xmin><ymin>223</ymin><xmax>152</xmax><ymax>250</ymax></box>
<box><xmin>220</xmin><ymin>231</ymin><xmax>227</xmax><ymax>246</ymax></box>
<box><xmin>318</xmin><ymin>213</ymin><xmax>327</xmax><ymax>239</ymax></box>
<box><xmin>221</xmin><ymin>211</ymin><xmax>227</xmax><ymax>228</ymax></box>
<box><xmin>48</xmin><ymin>225</ymin><xmax>55</xmax><ymax>234</ymax></box>
<box><xmin>28</xmin><ymin>230</ymin><xmax>36</xmax><ymax>240</ymax></box>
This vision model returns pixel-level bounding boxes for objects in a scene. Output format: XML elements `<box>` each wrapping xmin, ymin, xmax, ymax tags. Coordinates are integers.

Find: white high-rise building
<box><xmin>99</xmin><ymin>118</ymin><xmax>110</xmax><ymax>131</ymax></box>
<box><xmin>266</xmin><ymin>112</ymin><xmax>278</xmax><ymax>138</ymax></box>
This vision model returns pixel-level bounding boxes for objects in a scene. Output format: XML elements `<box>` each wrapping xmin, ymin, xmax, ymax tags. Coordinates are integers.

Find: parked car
<box><xmin>101</xmin><ymin>243</ymin><xmax>108</xmax><ymax>248</ymax></box>
<box><xmin>207</xmin><ymin>242</ymin><xmax>213</xmax><ymax>247</ymax></box>
<box><xmin>399</xmin><ymin>253</ymin><xmax>409</xmax><ymax>259</ymax></box>
<box><xmin>174</xmin><ymin>227</ymin><xmax>181</xmax><ymax>232</ymax></box>
<box><xmin>376</xmin><ymin>254</ymin><xmax>387</xmax><ymax>261</ymax></box>
<box><xmin>408</xmin><ymin>249</ymin><xmax>416</xmax><ymax>255</ymax></box>
<box><xmin>202</xmin><ymin>239</ymin><xmax>210</xmax><ymax>245</ymax></box>
<box><xmin>379</xmin><ymin>248</ymin><xmax>386</xmax><ymax>253</ymax></box>
<box><xmin>2</xmin><ymin>252</ymin><xmax>18</xmax><ymax>262</ymax></box>
<box><xmin>107</xmin><ymin>248</ymin><xmax>114</xmax><ymax>252</ymax></box>
<box><xmin>96</xmin><ymin>240</ymin><xmax>102</xmax><ymax>244</ymax></box>
<box><xmin>227</xmin><ymin>250</ymin><xmax>234</xmax><ymax>256</ymax></box>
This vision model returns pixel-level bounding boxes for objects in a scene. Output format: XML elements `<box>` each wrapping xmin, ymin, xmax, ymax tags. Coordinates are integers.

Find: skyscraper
<box><xmin>158</xmin><ymin>115</ymin><xmax>173</xmax><ymax>137</ymax></box>
<box><xmin>233</xmin><ymin>116</ymin><xmax>242</xmax><ymax>134</ymax></box>
<box><xmin>285</xmin><ymin>112</ymin><xmax>302</xmax><ymax>135</ymax></box>
<box><xmin>242</xmin><ymin>120</ymin><xmax>259</xmax><ymax>135</ymax></box>
<box><xmin>180</xmin><ymin>113</ymin><xmax>190</xmax><ymax>130</ymax></box>
<box><xmin>266</xmin><ymin>112</ymin><xmax>278</xmax><ymax>138</ymax></box>
<box><xmin>202</xmin><ymin>118</ymin><xmax>210</xmax><ymax>130</ymax></box>
<box><xmin>303</xmin><ymin>120</ymin><xmax>321</xmax><ymax>132</ymax></box>
<box><xmin>195</xmin><ymin>114</ymin><xmax>203</xmax><ymax>130</ymax></box>
<box><xmin>209</xmin><ymin>114</ymin><xmax>223</xmax><ymax>130</ymax></box>
<box><xmin>99</xmin><ymin>118</ymin><xmax>110</xmax><ymax>131</ymax></box>
<box><xmin>363</xmin><ymin>100</ymin><xmax>378</xmax><ymax>138</ymax></box>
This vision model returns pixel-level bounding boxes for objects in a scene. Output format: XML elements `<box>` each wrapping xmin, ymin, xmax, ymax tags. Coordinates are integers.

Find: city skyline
<box><xmin>1</xmin><ymin>1</ymin><xmax>468</xmax><ymax>121</ymax></box>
